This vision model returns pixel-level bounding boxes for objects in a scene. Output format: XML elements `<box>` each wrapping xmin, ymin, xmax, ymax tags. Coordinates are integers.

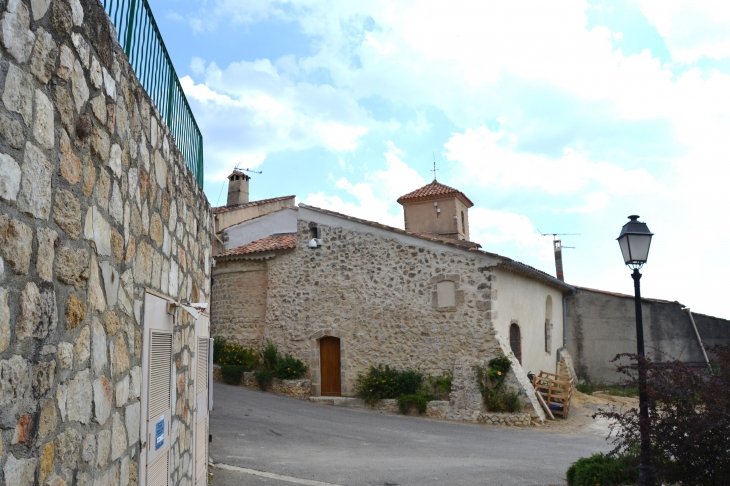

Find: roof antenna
<box><xmin>233</xmin><ymin>162</ymin><xmax>263</xmax><ymax>175</ymax></box>
<box><xmin>538</xmin><ymin>231</ymin><xmax>580</xmax><ymax>282</ymax></box>
<box><xmin>431</xmin><ymin>153</ymin><xmax>439</xmax><ymax>181</ymax></box>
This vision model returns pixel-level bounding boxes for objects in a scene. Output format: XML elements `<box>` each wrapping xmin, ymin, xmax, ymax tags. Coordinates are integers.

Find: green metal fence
<box><xmin>102</xmin><ymin>0</ymin><xmax>204</xmax><ymax>188</ymax></box>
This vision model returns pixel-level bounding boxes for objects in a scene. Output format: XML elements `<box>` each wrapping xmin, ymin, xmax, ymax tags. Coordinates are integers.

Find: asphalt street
<box><xmin>209</xmin><ymin>382</ymin><xmax>609</xmax><ymax>486</ymax></box>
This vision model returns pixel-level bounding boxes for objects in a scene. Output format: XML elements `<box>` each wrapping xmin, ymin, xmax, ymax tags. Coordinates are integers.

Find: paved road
<box><xmin>209</xmin><ymin>382</ymin><xmax>609</xmax><ymax>486</ymax></box>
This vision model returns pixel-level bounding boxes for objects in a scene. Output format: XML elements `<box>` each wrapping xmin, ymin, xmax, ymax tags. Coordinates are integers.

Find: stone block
<box><xmin>66</xmin><ymin>369</ymin><xmax>92</xmax><ymax>424</ymax></box>
<box><xmin>65</xmin><ymin>293</ymin><xmax>86</xmax><ymax>329</ymax></box>
<box><xmin>108</xmin><ymin>143</ymin><xmax>122</xmax><ymax>178</ymax></box>
<box><xmin>11</xmin><ymin>413</ymin><xmax>33</xmax><ymax>445</ymax></box>
<box><xmin>0</xmin><ymin>355</ymin><xmax>30</xmax><ymax>406</ymax></box>
<box><xmin>81</xmin><ymin>433</ymin><xmax>95</xmax><ymax>463</ymax></box>
<box><xmin>17</xmin><ymin>281</ymin><xmax>41</xmax><ymax>340</ymax></box>
<box><xmin>33</xmin><ymin>89</ymin><xmax>55</xmax><ymax>149</ymax></box>
<box><xmin>33</xmin><ymin>360</ymin><xmax>56</xmax><ymax>398</ymax></box>
<box><xmin>90</xmin><ymin>56</ymin><xmax>103</xmax><ymax>89</ymax></box>
<box><xmin>37</xmin><ymin>227</ymin><xmax>57</xmax><ymax>282</ymax></box>
<box><xmin>1</xmin><ymin>0</ymin><xmax>35</xmax><ymax>63</ymax></box>
<box><xmin>100</xmin><ymin>261</ymin><xmax>120</xmax><ymax>309</ymax></box>
<box><xmin>84</xmin><ymin>206</ymin><xmax>112</xmax><ymax>256</ymax></box>
<box><xmin>0</xmin><ymin>112</ymin><xmax>25</xmax><ymax>149</ymax></box>
<box><xmin>0</xmin><ymin>215</ymin><xmax>32</xmax><ymax>274</ymax></box>
<box><xmin>55</xmin><ymin>427</ymin><xmax>81</xmax><ymax>469</ymax></box>
<box><xmin>18</xmin><ymin>142</ymin><xmax>52</xmax><ymax>220</ymax></box>
<box><xmin>3</xmin><ymin>453</ymin><xmax>37</xmax><ymax>486</ymax></box>
<box><xmin>96</xmin><ymin>429</ymin><xmax>111</xmax><ymax>467</ymax></box>
<box><xmin>56</xmin><ymin>246</ymin><xmax>89</xmax><ymax>289</ymax></box>
<box><xmin>71</xmin><ymin>59</ymin><xmax>89</xmax><ymax>113</ymax></box>
<box><xmin>110</xmin><ymin>332</ymin><xmax>129</xmax><ymax>377</ymax></box>
<box><xmin>54</xmin><ymin>189</ymin><xmax>82</xmax><ymax>239</ymax></box>
<box><xmin>91</xmin><ymin>125</ymin><xmax>110</xmax><ymax>161</ymax></box>
<box><xmin>37</xmin><ymin>397</ymin><xmax>58</xmax><ymax>438</ymax></box>
<box><xmin>88</xmin><ymin>254</ymin><xmax>107</xmax><ymax>313</ymax></box>
<box><xmin>111</xmin><ymin>411</ymin><xmax>126</xmax><ymax>460</ymax></box>
<box><xmin>58</xmin><ymin>342</ymin><xmax>73</xmax><ymax>369</ymax></box>
<box><xmin>92</xmin><ymin>375</ymin><xmax>113</xmax><ymax>425</ymax></box>
<box><xmin>30</xmin><ymin>27</ymin><xmax>57</xmax><ymax>83</ymax></box>
<box><xmin>3</xmin><ymin>65</ymin><xmax>33</xmax><ymax>126</ymax></box>
<box><xmin>0</xmin><ymin>288</ymin><xmax>9</xmax><ymax>353</ymax></box>
<box><xmin>31</xmin><ymin>0</ymin><xmax>52</xmax><ymax>21</ymax></box>
<box><xmin>74</xmin><ymin>325</ymin><xmax>90</xmax><ymax>366</ymax></box>
<box><xmin>91</xmin><ymin>316</ymin><xmax>107</xmax><ymax>376</ymax></box>
<box><xmin>115</xmin><ymin>374</ymin><xmax>129</xmax><ymax>406</ymax></box>
<box><xmin>125</xmin><ymin>401</ymin><xmax>140</xmax><ymax>446</ymax></box>
<box><xmin>110</xmin><ymin>182</ymin><xmax>123</xmax><ymax>224</ymax></box>
<box><xmin>0</xmin><ymin>152</ymin><xmax>21</xmax><ymax>204</ymax></box>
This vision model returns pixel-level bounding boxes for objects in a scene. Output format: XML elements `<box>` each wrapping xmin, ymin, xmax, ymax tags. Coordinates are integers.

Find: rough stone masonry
<box><xmin>0</xmin><ymin>1</ymin><xmax>213</xmax><ymax>485</ymax></box>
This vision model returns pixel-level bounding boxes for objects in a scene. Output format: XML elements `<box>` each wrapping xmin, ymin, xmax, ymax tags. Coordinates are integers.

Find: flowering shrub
<box><xmin>213</xmin><ymin>337</ymin><xmax>258</xmax><ymax>370</ymax></box>
<box><xmin>276</xmin><ymin>353</ymin><xmax>308</xmax><ymax>380</ymax></box>
<box><xmin>475</xmin><ymin>354</ymin><xmax>521</xmax><ymax>412</ymax></box>
<box><xmin>356</xmin><ymin>364</ymin><xmax>400</xmax><ymax>404</ymax></box>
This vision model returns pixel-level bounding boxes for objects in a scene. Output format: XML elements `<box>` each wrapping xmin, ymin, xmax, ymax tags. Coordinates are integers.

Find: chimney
<box><xmin>226</xmin><ymin>170</ymin><xmax>250</xmax><ymax>206</ymax></box>
<box><xmin>554</xmin><ymin>239</ymin><xmax>564</xmax><ymax>281</ymax></box>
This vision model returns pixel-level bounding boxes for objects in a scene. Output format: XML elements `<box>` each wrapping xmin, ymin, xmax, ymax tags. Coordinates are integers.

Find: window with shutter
<box><xmin>194</xmin><ymin>314</ymin><xmax>210</xmax><ymax>486</ymax></box>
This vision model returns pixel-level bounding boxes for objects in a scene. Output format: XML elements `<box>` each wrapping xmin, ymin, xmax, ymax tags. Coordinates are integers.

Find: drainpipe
<box><xmin>556</xmin><ymin>289</ymin><xmax>576</xmax><ymax>372</ymax></box>
<box><xmin>683</xmin><ymin>307</ymin><xmax>711</xmax><ymax>369</ymax></box>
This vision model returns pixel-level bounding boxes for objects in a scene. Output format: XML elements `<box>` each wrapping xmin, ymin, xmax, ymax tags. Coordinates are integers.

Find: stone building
<box><xmin>0</xmin><ymin>1</ymin><xmax>212</xmax><ymax>485</ymax></box>
<box><xmin>211</xmin><ymin>177</ymin><xmax>575</xmax><ymax>420</ymax></box>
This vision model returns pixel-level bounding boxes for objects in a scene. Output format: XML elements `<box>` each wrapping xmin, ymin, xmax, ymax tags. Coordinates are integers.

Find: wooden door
<box><xmin>320</xmin><ymin>337</ymin><xmax>341</xmax><ymax>396</ymax></box>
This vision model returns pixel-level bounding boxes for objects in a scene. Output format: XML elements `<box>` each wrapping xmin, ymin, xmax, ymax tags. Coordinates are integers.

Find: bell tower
<box><xmin>397</xmin><ymin>180</ymin><xmax>474</xmax><ymax>241</ymax></box>
<box><xmin>226</xmin><ymin>170</ymin><xmax>250</xmax><ymax>206</ymax></box>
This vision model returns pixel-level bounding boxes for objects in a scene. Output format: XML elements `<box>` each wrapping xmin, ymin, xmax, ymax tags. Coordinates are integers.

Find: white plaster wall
<box><xmin>224</xmin><ymin>208</ymin><xmax>298</xmax><ymax>250</ymax></box>
<box><xmin>494</xmin><ymin>268</ymin><xmax>565</xmax><ymax>377</ymax></box>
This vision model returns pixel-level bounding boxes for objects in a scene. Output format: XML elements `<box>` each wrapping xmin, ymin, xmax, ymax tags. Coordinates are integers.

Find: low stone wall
<box><xmin>212</xmin><ymin>365</ymin><xmax>311</xmax><ymax>400</ymax></box>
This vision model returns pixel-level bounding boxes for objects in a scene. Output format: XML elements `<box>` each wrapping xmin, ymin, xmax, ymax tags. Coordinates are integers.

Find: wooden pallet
<box><xmin>532</xmin><ymin>371</ymin><xmax>574</xmax><ymax>418</ymax></box>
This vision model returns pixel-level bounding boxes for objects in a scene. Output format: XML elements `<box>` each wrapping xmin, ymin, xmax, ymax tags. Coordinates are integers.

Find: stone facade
<box><xmin>211</xmin><ymin>205</ymin><xmax>569</xmax><ymax>421</ymax></box>
<box><xmin>210</xmin><ymin>260</ymin><xmax>266</xmax><ymax>348</ymax></box>
<box><xmin>0</xmin><ymin>1</ymin><xmax>212</xmax><ymax>485</ymax></box>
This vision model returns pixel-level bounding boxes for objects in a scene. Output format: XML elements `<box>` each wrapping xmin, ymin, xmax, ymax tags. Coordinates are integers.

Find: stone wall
<box><xmin>253</xmin><ymin>216</ymin><xmax>542</xmax><ymax>419</ymax></box>
<box><xmin>210</xmin><ymin>259</ymin><xmax>267</xmax><ymax>348</ymax></box>
<box><xmin>566</xmin><ymin>288</ymin><xmax>730</xmax><ymax>384</ymax></box>
<box><xmin>0</xmin><ymin>1</ymin><xmax>212</xmax><ymax>484</ymax></box>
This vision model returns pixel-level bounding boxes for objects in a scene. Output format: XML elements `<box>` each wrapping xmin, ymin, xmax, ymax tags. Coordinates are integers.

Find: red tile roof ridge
<box><xmin>213</xmin><ymin>195</ymin><xmax>296</xmax><ymax>215</ymax></box>
<box><xmin>396</xmin><ymin>180</ymin><xmax>474</xmax><ymax>207</ymax></box>
<box><xmin>217</xmin><ymin>233</ymin><xmax>297</xmax><ymax>258</ymax></box>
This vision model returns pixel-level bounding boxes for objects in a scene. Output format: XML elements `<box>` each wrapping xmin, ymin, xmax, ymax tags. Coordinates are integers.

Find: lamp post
<box><xmin>617</xmin><ymin>215</ymin><xmax>654</xmax><ymax>486</ymax></box>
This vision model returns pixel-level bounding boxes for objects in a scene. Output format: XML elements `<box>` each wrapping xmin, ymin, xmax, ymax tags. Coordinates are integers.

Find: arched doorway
<box><xmin>509</xmin><ymin>323</ymin><xmax>522</xmax><ymax>364</ymax></box>
<box><xmin>320</xmin><ymin>337</ymin><xmax>341</xmax><ymax>396</ymax></box>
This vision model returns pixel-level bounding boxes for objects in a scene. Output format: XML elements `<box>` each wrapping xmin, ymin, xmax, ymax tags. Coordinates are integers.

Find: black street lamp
<box><xmin>617</xmin><ymin>215</ymin><xmax>654</xmax><ymax>486</ymax></box>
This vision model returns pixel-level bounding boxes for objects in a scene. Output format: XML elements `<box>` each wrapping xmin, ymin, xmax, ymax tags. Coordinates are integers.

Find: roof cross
<box><xmin>431</xmin><ymin>153</ymin><xmax>439</xmax><ymax>181</ymax></box>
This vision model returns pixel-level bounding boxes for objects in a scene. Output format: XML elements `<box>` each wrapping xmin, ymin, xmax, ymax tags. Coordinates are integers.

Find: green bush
<box><xmin>275</xmin><ymin>353</ymin><xmax>308</xmax><ymax>379</ymax></box>
<box><xmin>427</xmin><ymin>372</ymin><xmax>452</xmax><ymax>400</ymax></box>
<box><xmin>356</xmin><ymin>364</ymin><xmax>400</xmax><ymax>404</ymax></box>
<box><xmin>221</xmin><ymin>365</ymin><xmax>246</xmax><ymax>385</ymax></box>
<box><xmin>566</xmin><ymin>453</ymin><xmax>638</xmax><ymax>486</ymax></box>
<box><xmin>475</xmin><ymin>354</ymin><xmax>522</xmax><ymax>412</ymax></box>
<box><xmin>395</xmin><ymin>369</ymin><xmax>424</xmax><ymax>396</ymax></box>
<box><xmin>213</xmin><ymin>337</ymin><xmax>258</xmax><ymax>370</ymax></box>
<box><xmin>254</xmin><ymin>369</ymin><xmax>276</xmax><ymax>391</ymax></box>
<box><xmin>397</xmin><ymin>393</ymin><xmax>428</xmax><ymax>414</ymax></box>
<box><xmin>261</xmin><ymin>341</ymin><xmax>279</xmax><ymax>370</ymax></box>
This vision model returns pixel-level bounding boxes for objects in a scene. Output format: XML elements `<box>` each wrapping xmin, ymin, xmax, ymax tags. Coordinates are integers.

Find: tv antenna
<box><xmin>233</xmin><ymin>162</ymin><xmax>262</xmax><ymax>175</ymax></box>
<box><xmin>431</xmin><ymin>153</ymin><xmax>439</xmax><ymax>180</ymax></box>
<box><xmin>538</xmin><ymin>231</ymin><xmax>580</xmax><ymax>281</ymax></box>
<box><xmin>215</xmin><ymin>164</ymin><xmax>264</xmax><ymax>206</ymax></box>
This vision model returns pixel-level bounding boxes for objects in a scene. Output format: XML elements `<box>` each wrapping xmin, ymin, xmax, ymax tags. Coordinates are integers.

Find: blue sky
<box><xmin>152</xmin><ymin>0</ymin><xmax>730</xmax><ymax>318</ymax></box>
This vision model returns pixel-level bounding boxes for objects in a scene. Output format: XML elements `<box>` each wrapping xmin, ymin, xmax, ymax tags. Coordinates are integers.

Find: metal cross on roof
<box><xmin>431</xmin><ymin>153</ymin><xmax>439</xmax><ymax>180</ymax></box>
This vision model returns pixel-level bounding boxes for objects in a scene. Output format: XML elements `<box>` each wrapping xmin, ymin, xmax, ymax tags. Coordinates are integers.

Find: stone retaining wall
<box><xmin>212</xmin><ymin>365</ymin><xmax>311</xmax><ymax>400</ymax></box>
<box><xmin>0</xmin><ymin>1</ymin><xmax>213</xmax><ymax>484</ymax></box>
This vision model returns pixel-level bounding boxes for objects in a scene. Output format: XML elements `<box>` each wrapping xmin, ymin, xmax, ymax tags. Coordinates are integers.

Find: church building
<box><xmin>210</xmin><ymin>174</ymin><xmax>576</xmax><ymax>420</ymax></box>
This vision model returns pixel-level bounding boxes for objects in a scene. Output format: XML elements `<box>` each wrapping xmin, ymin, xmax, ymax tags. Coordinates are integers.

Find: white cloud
<box><xmin>637</xmin><ymin>0</ymin><xmax>730</xmax><ymax>62</ymax></box>
<box><xmin>469</xmin><ymin>208</ymin><xmax>551</xmax><ymax>260</ymax></box>
<box><xmin>302</xmin><ymin>142</ymin><xmax>425</xmax><ymax>228</ymax></box>
<box><xmin>444</xmin><ymin>125</ymin><xmax>664</xmax><ymax>199</ymax></box>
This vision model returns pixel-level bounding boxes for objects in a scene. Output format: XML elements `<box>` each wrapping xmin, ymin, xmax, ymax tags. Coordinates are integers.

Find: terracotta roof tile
<box><xmin>397</xmin><ymin>180</ymin><xmax>474</xmax><ymax>207</ymax></box>
<box><xmin>217</xmin><ymin>233</ymin><xmax>297</xmax><ymax>258</ymax></box>
<box><xmin>213</xmin><ymin>195</ymin><xmax>296</xmax><ymax>215</ymax></box>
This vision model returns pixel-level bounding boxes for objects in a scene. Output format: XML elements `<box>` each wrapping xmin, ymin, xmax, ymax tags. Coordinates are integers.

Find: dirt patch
<box><xmin>529</xmin><ymin>391</ymin><xmax>638</xmax><ymax>437</ymax></box>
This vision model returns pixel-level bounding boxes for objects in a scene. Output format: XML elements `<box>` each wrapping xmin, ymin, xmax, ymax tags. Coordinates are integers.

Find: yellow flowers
<box><xmin>497</xmin><ymin>371</ymin><xmax>502</xmax><ymax>376</ymax></box>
